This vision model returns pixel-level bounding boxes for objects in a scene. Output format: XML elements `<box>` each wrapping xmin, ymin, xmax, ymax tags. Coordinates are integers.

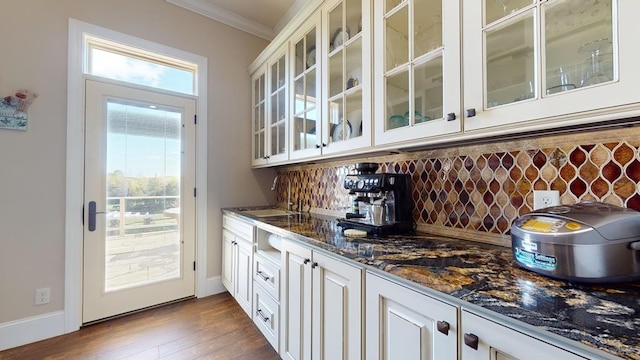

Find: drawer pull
<box><xmin>464</xmin><ymin>333</ymin><xmax>479</xmax><ymax>350</ymax></box>
<box><xmin>437</xmin><ymin>320</ymin><xmax>450</xmax><ymax>335</ymax></box>
<box><xmin>256</xmin><ymin>309</ymin><xmax>270</xmax><ymax>322</ymax></box>
<box><xmin>256</xmin><ymin>270</ymin><xmax>270</xmax><ymax>281</ymax></box>
<box><xmin>304</xmin><ymin>258</ymin><xmax>311</xmax><ymax>265</ymax></box>
<box><xmin>311</xmin><ymin>262</ymin><xmax>318</xmax><ymax>269</ymax></box>
<box><xmin>446</xmin><ymin>112</ymin><xmax>457</xmax><ymax>121</ymax></box>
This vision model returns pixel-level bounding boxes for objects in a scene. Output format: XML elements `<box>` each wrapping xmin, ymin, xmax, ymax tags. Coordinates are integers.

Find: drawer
<box><xmin>254</xmin><ymin>252</ymin><xmax>280</xmax><ymax>301</ymax></box>
<box><xmin>223</xmin><ymin>215</ymin><xmax>254</xmax><ymax>239</ymax></box>
<box><xmin>253</xmin><ymin>284</ymin><xmax>279</xmax><ymax>353</ymax></box>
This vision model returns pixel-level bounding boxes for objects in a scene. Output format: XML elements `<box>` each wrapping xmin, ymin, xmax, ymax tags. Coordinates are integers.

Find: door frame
<box><xmin>65</xmin><ymin>19</ymin><xmax>209</xmax><ymax>332</ymax></box>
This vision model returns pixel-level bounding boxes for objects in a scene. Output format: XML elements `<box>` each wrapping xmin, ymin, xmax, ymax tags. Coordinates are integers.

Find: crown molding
<box><xmin>274</xmin><ymin>0</ymin><xmax>309</xmax><ymax>35</ymax></box>
<box><xmin>166</xmin><ymin>0</ymin><xmax>275</xmax><ymax>40</ymax></box>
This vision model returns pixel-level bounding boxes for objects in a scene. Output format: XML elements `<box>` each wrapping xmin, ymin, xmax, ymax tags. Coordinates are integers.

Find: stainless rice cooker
<box><xmin>511</xmin><ymin>202</ymin><xmax>640</xmax><ymax>283</ymax></box>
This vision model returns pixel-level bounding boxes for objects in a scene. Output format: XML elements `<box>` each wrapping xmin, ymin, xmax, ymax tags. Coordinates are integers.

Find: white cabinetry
<box><xmin>281</xmin><ymin>239</ymin><xmax>363</xmax><ymax>360</ymax></box>
<box><xmin>252</xmin><ymin>44</ymin><xmax>289</xmax><ymax>166</ymax></box>
<box><xmin>221</xmin><ymin>215</ymin><xmax>254</xmax><ymax>317</ymax></box>
<box><xmin>460</xmin><ymin>310</ymin><xmax>589</xmax><ymax>360</ymax></box>
<box><xmin>463</xmin><ymin>0</ymin><xmax>640</xmax><ymax>133</ymax></box>
<box><xmin>373</xmin><ymin>0</ymin><xmax>462</xmax><ymax>147</ymax></box>
<box><xmin>253</xmin><ymin>229</ymin><xmax>283</xmax><ymax>353</ymax></box>
<box><xmin>365</xmin><ymin>272</ymin><xmax>457</xmax><ymax>360</ymax></box>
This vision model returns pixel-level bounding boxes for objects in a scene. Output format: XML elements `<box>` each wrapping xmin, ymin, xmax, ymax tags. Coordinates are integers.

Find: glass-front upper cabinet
<box><xmin>289</xmin><ymin>14</ymin><xmax>322</xmax><ymax>160</ymax></box>
<box><xmin>251</xmin><ymin>65</ymin><xmax>268</xmax><ymax>167</ymax></box>
<box><xmin>322</xmin><ymin>0</ymin><xmax>372</xmax><ymax>155</ymax></box>
<box><xmin>463</xmin><ymin>0</ymin><xmax>640</xmax><ymax>131</ymax></box>
<box><xmin>266</xmin><ymin>45</ymin><xmax>289</xmax><ymax>164</ymax></box>
<box><xmin>374</xmin><ymin>0</ymin><xmax>461</xmax><ymax>147</ymax></box>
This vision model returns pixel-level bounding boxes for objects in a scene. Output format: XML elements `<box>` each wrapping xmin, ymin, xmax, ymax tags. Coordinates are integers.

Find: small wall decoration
<box><xmin>0</xmin><ymin>89</ymin><xmax>38</xmax><ymax>131</ymax></box>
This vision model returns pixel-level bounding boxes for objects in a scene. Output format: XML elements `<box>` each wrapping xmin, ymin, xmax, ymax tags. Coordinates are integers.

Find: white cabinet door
<box><xmin>251</xmin><ymin>65</ymin><xmax>269</xmax><ymax>167</ymax></box>
<box><xmin>311</xmin><ymin>251</ymin><xmax>363</xmax><ymax>360</ymax></box>
<box><xmin>366</xmin><ymin>272</ymin><xmax>457</xmax><ymax>360</ymax></box>
<box><xmin>234</xmin><ymin>236</ymin><xmax>253</xmax><ymax>317</ymax></box>
<box><xmin>461</xmin><ymin>310</ymin><xmax>588</xmax><ymax>360</ymax></box>
<box><xmin>463</xmin><ymin>0</ymin><xmax>640</xmax><ymax>132</ymax></box>
<box><xmin>373</xmin><ymin>0</ymin><xmax>462</xmax><ymax>147</ymax></box>
<box><xmin>281</xmin><ymin>240</ymin><xmax>313</xmax><ymax>360</ymax></box>
<box><xmin>221</xmin><ymin>229</ymin><xmax>235</xmax><ymax>293</ymax></box>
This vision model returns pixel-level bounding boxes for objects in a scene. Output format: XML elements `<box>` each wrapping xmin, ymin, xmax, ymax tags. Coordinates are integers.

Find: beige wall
<box><xmin>0</xmin><ymin>0</ymin><xmax>275</xmax><ymax>324</ymax></box>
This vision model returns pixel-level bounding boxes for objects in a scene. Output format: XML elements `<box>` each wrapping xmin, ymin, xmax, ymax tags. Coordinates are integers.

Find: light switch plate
<box><xmin>533</xmin><ymin>190</ymin><xmax>560</xmax><ymax>210</ymax></box>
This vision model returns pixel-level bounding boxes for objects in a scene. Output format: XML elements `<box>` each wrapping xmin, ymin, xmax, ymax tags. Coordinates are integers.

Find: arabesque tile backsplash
<box><xmin>274</xmin><ymin>126</ymin><xmax>640</xmax><ymax>245</ymax></box>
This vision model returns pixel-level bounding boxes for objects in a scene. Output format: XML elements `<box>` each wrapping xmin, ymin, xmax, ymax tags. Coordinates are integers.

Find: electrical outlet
<box><xmin>533</xmin><ymin>190</ymin><xmax>560</xmax><ymax>210</ymax></box>
<box><xmin>35</xmin><ymin>287</ymin><xmax>50</xmax><ymax>305</ymax></box>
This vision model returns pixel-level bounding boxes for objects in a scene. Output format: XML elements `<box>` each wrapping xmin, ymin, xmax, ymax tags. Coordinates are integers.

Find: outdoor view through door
<box><xmin>82</xmin><ymin>36</ymin><xmax>198</xmax><ymax>323</ymax></box>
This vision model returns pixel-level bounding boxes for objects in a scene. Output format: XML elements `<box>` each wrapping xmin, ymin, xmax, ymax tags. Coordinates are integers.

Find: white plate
<box><xmin>331</xmin><ymin>120</ymin><xmax>352</xmax><ymax>142</ymax></box>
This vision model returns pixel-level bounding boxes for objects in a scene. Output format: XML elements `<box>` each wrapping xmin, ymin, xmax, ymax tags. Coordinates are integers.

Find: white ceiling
<box><xmin>167</xmin><ymin>0</ymin><xmax>309</xmax><ymax>40</ymax></box>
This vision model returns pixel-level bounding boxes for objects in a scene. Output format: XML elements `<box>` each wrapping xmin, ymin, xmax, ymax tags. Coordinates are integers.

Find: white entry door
<box><xmin>83</xmin><ymin>79</ymin><xmax>196</xmax><ymax>323</ymax></box>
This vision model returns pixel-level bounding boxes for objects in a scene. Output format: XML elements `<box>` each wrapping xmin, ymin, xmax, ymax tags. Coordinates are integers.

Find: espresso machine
<box><xmin>337</xmin><ymin>163</ymin><xmax>414</xmax><ymax>235</ymax></box>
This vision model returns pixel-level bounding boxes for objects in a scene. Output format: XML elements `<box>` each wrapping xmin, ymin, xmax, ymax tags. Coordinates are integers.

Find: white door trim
<box><xmin>65</xmin><ymin>18</ymin><xmax>208</xmax><ymax>333</ymax></box>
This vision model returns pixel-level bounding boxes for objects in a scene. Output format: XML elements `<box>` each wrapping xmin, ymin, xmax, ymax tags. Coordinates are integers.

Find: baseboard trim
<box><xmin>0</xmin><ymin>311</ymin><xmax>65</xmax><ymax>351</ymax></box>
<box><xmin>200</xmin><ymin>275</ymin><xmax>226</xmax><ymax>297</ymax></box>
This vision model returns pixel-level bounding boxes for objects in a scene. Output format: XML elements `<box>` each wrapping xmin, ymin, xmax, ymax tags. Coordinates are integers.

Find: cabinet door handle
<box><xmin>446</xmin><ymin>113</ymin><xmax>456</xmax><ymax>121</ymax></box>
<box><xmin>256</xmin><ymin>270</ymin><xmax>270</xmax><ymax>281</ymax></box>
<box><xmin>256</xmin><ymin>309</ymin><xmax>270</xmax><ymax>323</ymax></box>
<box><xmin>464</xmin><ymin>333</ymin><xmax>479</xmax><ymax>350</ymax></box>
<box><xmin>437</xmin><ymin>321</ymin><xmax>450</xmax><ymax>335</ymax></box>
<box><xmin>322</xmin><ymin>143</ymin><xmax>327</xmax><ymax>147</ymax></box>
<box><xmin>316</xmin><ymin>144</ymin><xmax>321</xmax><ymax>148</ymax></box>
<box><xmin>311</xmin><ymin>262</ymin><xmax>318</xmax><ymax>269</ymax></box>
<box><xmin>303</xmin><ymin>258</ymin><xmax>311</xmax><ymax>264</ymax></box>
<box><xmin>466</xmin><ymin>108</ymin><xmax>477</xmax><ymax>117</ymax></box>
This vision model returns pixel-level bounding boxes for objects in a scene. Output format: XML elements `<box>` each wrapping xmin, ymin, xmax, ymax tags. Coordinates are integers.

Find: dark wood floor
<box><xmin>0</xmin><ymin>292</ymin><xmax>280</xmax><ymax>360</ymax></box>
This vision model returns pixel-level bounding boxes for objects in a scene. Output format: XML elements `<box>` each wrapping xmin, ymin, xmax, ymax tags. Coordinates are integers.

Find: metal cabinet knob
<box><xmin>466</xmin><ymin>108</ymin><xmax>477</xmax><ymax>117</ymax></box>
<box><xmin>464</xmin><ymin>333</ymin><xmax>479</xmax><ymax>350</ymax></box>
<box><xmin>311</xmin><ymin>262</ymin><xmax>318</xmax><ymax>269</ymax></box>
<box><xmin>437</xmin><ymin>321</ymin><xmax>450</xmax><ymax>335</ymax></box>
<box><xmin>303</xmin><ymin>258</ymin><xmax>311</xmax><ymax>264</ymax></box>
<box><xmin>316</xmin><ymin>144</ymin><xmax>321</xmax><ymax>149</ymax></box>
<box><xmin>446</xmin><ymin>113</ymin><xmax>457</xmax><ymax>121</ymax></box>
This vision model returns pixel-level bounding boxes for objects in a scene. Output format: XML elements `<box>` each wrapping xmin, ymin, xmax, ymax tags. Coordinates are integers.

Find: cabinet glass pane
<box><xmin>329</xmin><ymin>50</ymin><xmax>345</xmax><ymax>98</ymax></box>
<box><xmin>346</xmin><ymin>0</ymin><xmax>363</xmax><ymax>37</ymax></box>
<box><xmin>295</xmin><ymin>39</ymin><xmax>305</xmax><ymax>77</ymax></box>
<box><xmin>385</xmin><ymin>0</ymin><xmax>403</xmax><ymax>13</ymax></box>
<box><xmin>259</xmin><ymin>74</ymin><xmax>265</xmax><ymax>100</ymax></box>
<box><xmin>306</xmin><ymin>70</ymin><xmax>317</xmax><ymax>101</ymax></box>
<box><xmin>278</xmin><ymin>56</ymin><xmax>286</xmax><ymax>87</ymax></box>
<box><xmin>485</xmin><ymin>0</ymin><xmax>534</xmax><ymax>25</ymax></box>
<box><xmin>486</xmin><ymin>11</ymin><xmax>535</xmax><ymax>108</ymax></box>
<box><xmin>414</xmin><ymin>0</ymin><xmax>442</xmax><ymax>58</ymax></box>
<box><xmin>544</xmin><ymin>0</ymin><xmax>613</xmax><ymax>94</ymax></box>
<box><xmin>386</xmin><ymin>69</ymin><xmax>410</xmax><ymax>130</ymax></box>
<box><xmin>345</xmin><ymin>91</ymin><xmax>363</xmax><ymax>138</ymax></box>
<box><xmin>294</xmin><ymin>77</ymin><xmax>305</xmax><ymax>114</ymax></box>
<box><xmin>414</xmin><ymin>56</ymin><xmax>443</xmax><ymax>123</ymax></box>
<box><xmin>386</xmin><ymin>5</ymin><xmax>409</xmax><ymax>72</ymax></box>
<box><xmin>254</xmin><ymin>78</ymin><xmax>260</xmax><ymax>105</ymax></box>
<box><xmin>328</xmin><ymin>98</ymin><xmax>345</xmax><ymax>142</ymax></box>
<box><xmin>345</xmin><ymin>38</ymin><xmax>363</xmax><ymax>89</ymax></box>
<box><xmin>255</xmin><ymin>133</ymin><xmax>264</xmax><ymax>159</ymax></box>
<box><xmin>271</xmin><ymin>63</ymin><xmax>278</xmax><ymax>92</ymax></box>
<box><xmin>294</xmin><ymin>115</ymin><xmax>317</xmax><ymax>151</ymax></box>
<box><xmin>259</xmin><ymin>103</ymin><xmax>265</xmax><ymax>130</ymax></box>
<box><xmin>329</xmin><ymin>4</ymin><xmax>344</xmax><ymax>52</ymax></box>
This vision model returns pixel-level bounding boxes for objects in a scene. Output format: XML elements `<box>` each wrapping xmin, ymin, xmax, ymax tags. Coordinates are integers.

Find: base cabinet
<box><xmin>221</xmin><ymin>215</ymin><xmax>254</xmax><ymax>317</ymax></box>
<box><xmin>281</xmin><ymin>239</ymin><xmax>363</xmax><ymax>360</ymax></box>
<box><xmin>365</xmin><ymin>272</ymin><xmax>457</xmax><ymax>360</ymax></box>
<box><xmin>460</xmin><ymin>310</ymin><xmax>589</xmax><ymax>360</ymax></box>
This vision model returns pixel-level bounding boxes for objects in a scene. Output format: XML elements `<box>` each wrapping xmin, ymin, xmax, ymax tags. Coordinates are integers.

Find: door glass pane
<box><xmin>414</xmin><ymin>56</ymin><xmax>443</xmax><ymax>123</ymax></box>
<box><xmin>295</xmin><ymin>77</ymin><xmax>305</xmax><ymax>114</ymax></box>
<box><xmin>329</xmin><ymin>4</ymin><xmax>343</xmax><ymax>52</ymax></box>
<box><xmin>328</xmin><ymin>97</ymin><xmax>344</xmax><ymax>143</ymax></box>
<box><xmin>414</xmin><ymin>0</ymin><xmax>442</xmax><ymax>57</ymax></box>
<box><xmin>386</xmin><ymin>5</ymin><xmax>409</xmax><ymax>71</ymax></box>
<box><xmin>329</xmin><ymin>50</ymin><xmax>345</xmax><ymax>98</ymax></box>
<box><xmin>385</xmin><ymin>0</ymin><xmax>403</xmax><ymax>13</ymax></box>
<box><xmin>485</xmin><ymin>0</ymin><xmax>534</xmax><ymax>25</ymax></box>
<box><xmin>345</xmin><ymin>38</ymin><xmax>363</xmax><ymax>89</ymax></box>
<box><xmin>386</xmin><ymin>69</ymin><xmax>410</xmax><ymax>130</ymax></box>
<box><xmin>486</xmin><ymin>11</ymin><xmax>535</xmax><ymax>108</ymax></box>
<box><xmin>105</xmin><ymin>100</ymin><xmax>182</xmax><ymax>291</ymax></box>
<box><xmin>346</xmin><ymin>0</ymin><xmax>363</xmax><ymax>37</ymax></box>
<box><xmin>345</xmin><ymin>91</ymin><xmax>362</xmax><ymax>138</ymax></box>
<box><xmin>295</xmin><ymin>39</ymin><xmax>305</xmax><ymax>77</ymax></box>
<box><xmin>544</xmin><ymin>0</ymin><xmax>613</xmax><ymax>94</ymax></box>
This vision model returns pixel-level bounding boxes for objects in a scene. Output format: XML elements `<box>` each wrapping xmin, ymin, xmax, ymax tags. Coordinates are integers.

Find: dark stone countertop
<box><xmin>223</xmin><ymin>208</ymin><xmax>640</xmax><ymax>360</ymax></box>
